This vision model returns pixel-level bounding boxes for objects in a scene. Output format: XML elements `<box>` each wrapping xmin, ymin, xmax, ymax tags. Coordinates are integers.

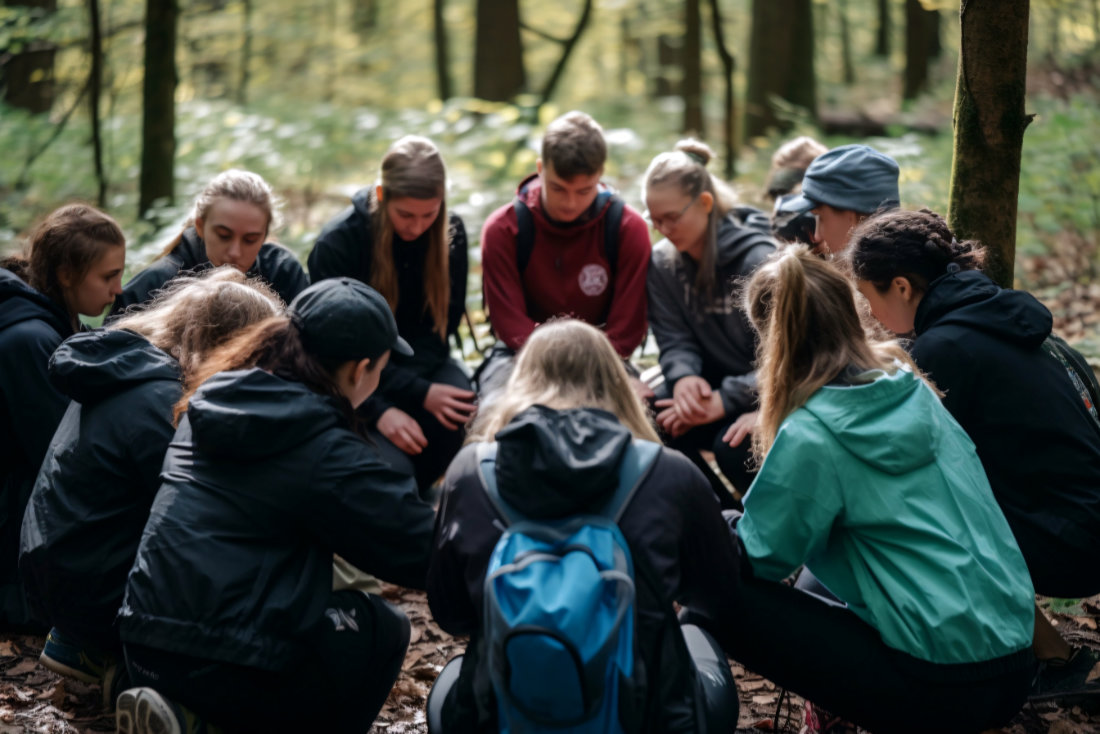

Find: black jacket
<box><xmin>911</xmin><ymin>270</ymin><xmax>1100</xmax><ymax>589</ymax></box>
<box><xmin>20</xmin><ymin>329</ymin><xmax>181</xmax><ymax>646</ymax></box>
<box><xmin>646</xmin><ymin>209</ymin><xmax>776</xmax><ymax>415</ymax></box>
<box><xmin>110</xmin><ymin>227</ymin><xmax>309</xmax><ymax>316</ymax></box>
<box><xmin>0</xmin><ymin>267</ymin><xmax>74</xmax><ymax>627</ymax></box>
<box><xmin>427</xmin><ymin>406</ymin><xmax>741</xmax><ymax>733</ymax></box>
<box><xmin>308</xmin><ymin>188</ymin><xmax>469</xmax><ymax>422</ymax></box>
<box><xmin>118</xmin><ymin>368</ymin><xmax>436</xmax><ymax>670</ymax></box>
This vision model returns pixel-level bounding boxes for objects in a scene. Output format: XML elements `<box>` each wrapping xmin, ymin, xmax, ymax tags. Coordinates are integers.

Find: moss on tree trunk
<box><xmin>948</xmin><ymin>0</ymin><xmax>1031</xmax><ymax>288</ymax></box>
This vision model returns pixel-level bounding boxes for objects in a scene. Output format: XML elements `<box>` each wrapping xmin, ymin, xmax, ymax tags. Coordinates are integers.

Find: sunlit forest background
<box><xmin>2</xmin><ymin>0</ymin><xmax>1099</xmax><ymax>347</ymax></box>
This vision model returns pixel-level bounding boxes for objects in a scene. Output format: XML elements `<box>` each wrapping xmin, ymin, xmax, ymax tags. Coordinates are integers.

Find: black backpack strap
<box><xmin>476</xmin><ymin>442</ymin><xmax>523</xmax><ymax>527</ymax></box>
<box><xmin>603</xmin><ymin>196</ymin><xmax>625</xmax><ymax>274</ymax></box>
<box><xmin>513</xmin><ymin>198</ymin><xmax>536</xmax><ymax>276</ymax></box>
<box><xmin>1043</xmin><ymin>334</ymin><xmax>1100</xmax><ymax>429</ymax></box>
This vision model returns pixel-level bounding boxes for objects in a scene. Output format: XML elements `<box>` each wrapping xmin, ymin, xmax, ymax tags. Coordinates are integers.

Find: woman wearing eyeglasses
<box><xmin>643</xmin><ymin>140</ymin><xmax>777</xmax><ymax>505</ymax></box>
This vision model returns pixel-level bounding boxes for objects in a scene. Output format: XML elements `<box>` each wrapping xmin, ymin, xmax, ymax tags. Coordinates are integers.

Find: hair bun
<box><xmin>674</xmin><ymin>139</ymin><xmax>713</xmax><ymax>167</ymax></box>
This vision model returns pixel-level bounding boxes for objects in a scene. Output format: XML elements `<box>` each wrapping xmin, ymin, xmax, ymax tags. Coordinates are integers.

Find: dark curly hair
<box><xmin>846</xmin><ymin>208</ymin><xmax>986</xmax><ymax>294</ymax></box>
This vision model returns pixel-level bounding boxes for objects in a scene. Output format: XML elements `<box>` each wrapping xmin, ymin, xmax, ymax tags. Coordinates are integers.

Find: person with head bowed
<box><xmin>309</xmin><ymin>136</ymin><xmax>473</xmax><ymax>496</ymax></box>
<box><xmin>643</xmin><ymin>139</ymin><xmax>776</xmax><ymax>507</ymax></box>
<box><xmin>114</xmin><ymin>278</ymin><xmax>436</xmax><ymax>734</ymax></box>
<box><xmin>0</xmin><ymin>203</ymin><xmax>126</xmax><ymax>629</ymax></box>
<box><xmin>477</xmin><ymin>111</ymin><xmax>652</xmax><ymax>403</ymax></box>
<box><xmin>848</xmin><ymin>208</ymin><xmax>1100</xmax><ymax>698</ymax></box>
<box><xmin>111</xmin><ymin>169</ymin><xmax>308</xmax><ymax>315</ymax></box>
<box><xmin>773</xmin><ymin>143</ymin><xmax>900</xmax><ymax>256</ymax></box>
<box><xmin>426</xmin><ymin>319</ymin><xmax>742</xmax><ymax>733</ymax></box>
<box><xmin>20</xmin><ymin>267</ymin><xmax>283</xmax><ymax>698</ymax></box>
<box><xmin>721</xmin><ymin>246</ymin><xmax>1035</xmax><ymax>733</ymax></box>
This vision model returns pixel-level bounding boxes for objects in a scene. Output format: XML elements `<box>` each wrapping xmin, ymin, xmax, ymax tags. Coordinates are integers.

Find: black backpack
<box><xmin>1041</xmin><ymin>333</ymin><xmax>1100</xmax><ymax>430</ymax></box>
<box><xmin>513</xmin><ymin>195</ymin><xmax>626</xmax><ymax>275</ymax></box>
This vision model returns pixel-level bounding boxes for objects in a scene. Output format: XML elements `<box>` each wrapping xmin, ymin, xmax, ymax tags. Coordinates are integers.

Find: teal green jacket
<box><xmin>739</xmin><ymin>366</ymin><xmax>1034</xmax><ymax>665</ymax></box>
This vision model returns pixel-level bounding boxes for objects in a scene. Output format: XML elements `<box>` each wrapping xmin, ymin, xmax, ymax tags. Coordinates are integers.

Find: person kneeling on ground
<box><xmin>720</xmin><ymin>246</ymin><xmax>1035</xmax><ymax>734</ymax></box>
<box><xmin>643</xmin><ymin>138</ymin><xmax>776</xmax><ymax>507</ymax></box>
<box><xmin>20</xmin><ymin>267</ymin><xmax>282</xmax><ymax>704</ymax></box>
<box><xmin>426</xmin><ymin>319</ymin><xmax>742</xmax><ymax>733</ymax></box>
<box><xmin>115</xmin><ymin>278</ymin><xmax>436</xmax><ymax>734</ymax></box>
<box><xmin>848</xmin><ymin>208</ymin><xmax>1100</xmax><ymax>702</ymax></box>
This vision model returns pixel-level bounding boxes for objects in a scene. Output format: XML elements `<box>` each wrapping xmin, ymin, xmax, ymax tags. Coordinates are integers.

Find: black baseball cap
<box><xmin>289</xmin><ymin>278</ymin><xmax>412</xmax><ymax>362</ymax></box>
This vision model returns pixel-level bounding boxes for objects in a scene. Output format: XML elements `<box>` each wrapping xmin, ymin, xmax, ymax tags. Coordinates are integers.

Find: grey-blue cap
<box><xmin>288</xmin><ymin>278</ymin><xmax>413</xmax><ymax>362</ymax></box>
<box><xmin>776</xmin><ymin>144</ymin><xmax>900</xmax><ymax>216</ymax></box>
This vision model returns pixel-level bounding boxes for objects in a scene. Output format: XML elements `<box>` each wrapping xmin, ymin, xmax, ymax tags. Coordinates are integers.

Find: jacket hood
<box><xmin>351</xmin><ymin>186</ymin><xmax>374</xmax><ymax>220</ymax></box>
<box><xmin>914</xmin><ymin>270</ymin><xmax>1051</xmax><ymax>349</ymax></box>
<box><xmin>802</xmin><ymin>367</ymin><xmax>940</xmax><ymax>475</ymax></box>
<box><xmin>716</xmin><ymin>207</ymin><xmax>776</xmax><ymax>267</ymax></box>
<box><xmin>48</xmin><ymin>329</ymin><xmax>180</xmax><ymax>403</ymax></box>
<box><xmin>495</xmin><ymin>405</ymin><xmax>633</xmax><ymax>518</ymax></box>
<box><xmin>172</xmin><ymin>227</ymin><xmax>208</xmax><ymax>269</ymax></box>
<box><xmin>515</xmin><ymin>173</ymin><xmax>617</xmax><ymax>234</ymax></box>
<box><xmin>0</xmin><ymin>267</ymin><xmax>73</xmax><ymax>337</ymax></box>
<box><xmin>188</xmin><ymin>368</ymin><xmax>347</xmax><ymax>459</ymax></box>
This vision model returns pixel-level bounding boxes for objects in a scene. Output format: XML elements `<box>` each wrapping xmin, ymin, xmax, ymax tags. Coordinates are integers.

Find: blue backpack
<box><xmin>476</xmin><ymin>439</ymin><xmax>662</xmax><ymax>733</ymax></box>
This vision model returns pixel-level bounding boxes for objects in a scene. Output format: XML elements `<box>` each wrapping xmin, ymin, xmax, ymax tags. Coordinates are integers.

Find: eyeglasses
<box><xmin>644</xmin><ymin>194</ymin><xmax>700</xmax><ymax>231</ymax></box>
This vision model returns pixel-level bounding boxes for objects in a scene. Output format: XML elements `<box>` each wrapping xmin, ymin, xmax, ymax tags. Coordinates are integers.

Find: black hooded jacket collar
<box><xmin>914</xmin><ymin>269</ymin><xmax>1051</xmax><ymax>350</ymax></box>
<box><xmin>48</xmin><ymin>329</ymin><xmax>180</xmax><ymax>404</ymax></box>
<box><xmin>0</xmin><ymin>267</ymin><xmax>73</xmax><ymax>338</ymax></box>
<box><xmin>494</xmin><ymin>405</ymin><xmax>632</xmax><ymax>519</ymax></box>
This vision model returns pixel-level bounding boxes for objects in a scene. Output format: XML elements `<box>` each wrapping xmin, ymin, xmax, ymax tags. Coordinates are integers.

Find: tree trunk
<box><xmin>707</xmin><ymin>0</ymin><xmax>737</xmax><ymax>178</ymax></box>
<box><xmin>903</xmin><ymin>0</ymin><xmax>934</xmax><ymax>100</ymax></box>
<box><xmin>947</xmin><ymin>0</ymin><xmax>1031</xmax><ymax>288</ymax></box>
<box><xmin>654</xmin><ymin>35</ymin><xmax>679</xmax><ymax>97</ymax></box>
<box><xmin>433</xmin><ymin>0</ymin><xmax>453</xmax><ymax>100</ymax></box>
<box><xmin>139</xmin><ymin>0</ymin><xmax>177</xmax><ymax>218</ymax></box>
<box><xmin>929</xmin><ymin>8</ymin><xmax>942</xmax><ymax>57</ymax></box>
<box><xmin>744</xmin><ymin>0</ymin><xmax>816</xmax><ymax>139</ymax></box>
<box><xmin>353</xmin><ymin>0</ymin><xmax>378</xmax><ymax>34</ymax></box>
<box><xmin>840</xmin><ymin>0</ymin><xmax>855</xmax><ymax>84</ymax></box>
<box><xmin>237</xmin><ymin>0</ymin><xmax>252</xmax><ymax>105</ymax></box>
<box><xmin>88</xmin><ymin>0</ymin><xmax>106</xmax><ymax>207</ymax></box>
<box><xmin>875</xmin><ymin>0</ymin><xmax>890</xmax><ymax>56</ymax></box>
<box><xmin>474</xmin><ymin>0</ymin><xmax>525</xmax><ymax>101</ymax></box>
<box><xmin>1</xmin><ymin>0</ymin><xmax>57</xmax><ymax>113</ymax></box>
<box><xmin>683</xmin><ymin>0</ymin><xmax>703</xmax><ymax>135</ymax></box>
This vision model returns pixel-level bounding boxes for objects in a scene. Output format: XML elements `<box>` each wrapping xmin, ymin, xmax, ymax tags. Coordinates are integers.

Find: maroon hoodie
<box><xmin>480</xmin><ymin>174</ymin><xmax>650</xmax><ymax>357</ymax></box>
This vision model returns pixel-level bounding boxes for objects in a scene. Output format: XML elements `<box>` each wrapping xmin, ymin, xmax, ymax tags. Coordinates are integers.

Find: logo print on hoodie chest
<box><xmin>579</xmin><ymin>264</ymin><xmax>609</xmax><ymax>297</ymax></box>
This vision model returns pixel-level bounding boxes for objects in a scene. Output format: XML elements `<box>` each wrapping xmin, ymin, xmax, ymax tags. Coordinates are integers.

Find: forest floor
<box><xmin>1</xmin><ymin>588</ymin><xmax>1100</xmax><ymax>733</ymax></box>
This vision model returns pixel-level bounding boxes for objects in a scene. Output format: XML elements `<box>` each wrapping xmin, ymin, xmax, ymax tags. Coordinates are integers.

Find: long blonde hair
<box><xmin>744</xmin><ymin>246</ymin><xmax>920</xmax><ymax>461</ymax></box>
<box><xmin>468</xmin><ymin>319</ymin><xmax>660</xmax><ymax>443</ymax></box>
<box><xmin>371</xmin><ymin>136</ymin><xmax>450</xmax><ymax>339</ymax></box>
<box><xmin>112</xmin><ymin>266</ymin><xmax>283</xmax><ymax>378</ymax></box>
<box><xmin>643</xmin><ymin>139</ymin><xmax>737</xmax><ymax>304</ymax></box>
<box><xmin>158</xmin><ymin>169</ymin><xmax>279</xmax><ymax>258</ymax></box>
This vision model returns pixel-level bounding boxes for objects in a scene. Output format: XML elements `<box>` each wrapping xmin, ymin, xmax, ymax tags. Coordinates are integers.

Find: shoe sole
<box><xmin>115</xmin><ymin>688</ymin><xmax>182</xmax><ymax>734</ymax></box>
<box><xmin>39</xmin><ymin>650</ymin><xmax>101</xmax><ymax>685</ymax></box>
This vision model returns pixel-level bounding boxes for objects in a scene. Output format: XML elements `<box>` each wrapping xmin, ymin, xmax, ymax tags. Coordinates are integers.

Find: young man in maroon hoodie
<box><xmin>478</xmin><ymin>111</ymin><xmax>651</xmax><ymax>400</ymax></box>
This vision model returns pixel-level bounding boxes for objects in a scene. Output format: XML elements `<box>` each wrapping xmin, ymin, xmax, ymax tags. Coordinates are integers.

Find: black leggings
<box><xmin>123</xmin><ymin>591</ymin><xmax>410</xmax><ymax>733</ymax></box>
<box><xmin>722</xmin><ymin>576</ymin><xmax>1034</xmax><ymax>734</ymax></box>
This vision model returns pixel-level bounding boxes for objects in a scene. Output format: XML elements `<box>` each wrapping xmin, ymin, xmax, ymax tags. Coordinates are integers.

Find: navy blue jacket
<box><xmin>911</xmin><ymin>270</ymin><xmax>1100</xmax><ymax>595</ymax></box>
<box><xmin>309</xmin><ymin>188</ymin><xmax>469</xmax><ymax>422</ymax></box>
<box><xmin>119</xmin><ymin>368</ymin><xmax>436</xmax><ymax>670</ymax></box>
<box><xmin>428</xmin><ymin>406</ymin><xmax>742</xmax><ymax>733</ymax></box>
<box><xmin>110</xmin><ymin>227</ymin><xmax>308</xmax><ymax>316</ymax></box>
<box><xmin>20</xmin><ymin>329</ymin><xmax>180</xmax><ymax>649</ymax></box>
<box><xmin>0</xmin><ymin>267</ymin><xmax>74</xmax><ymax>627</ymax></box>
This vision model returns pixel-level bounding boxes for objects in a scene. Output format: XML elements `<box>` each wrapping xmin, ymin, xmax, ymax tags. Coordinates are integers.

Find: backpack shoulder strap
<box><xmin>603</xmin><ymin>195</ymin><xmax>625</xmax><ymax>274</ymax></box>
<box><xmin>513</xmin><ymin>198</ymin><xmax>535</xmax><ymax>276</ymax></box>
<box><xmin>476</xmin><ymin>442</ymin><xmax>525</xmax><ymax>527</ymax></box>
<box><xmin>1044</xmin><ymin>334</ymin><xmax>1100</xmax><ymax>428</ymax></box>
<box><xmin>601</xmin><ymin>439</ymin><xmax>662</xmax><ymax>522</ymax></box>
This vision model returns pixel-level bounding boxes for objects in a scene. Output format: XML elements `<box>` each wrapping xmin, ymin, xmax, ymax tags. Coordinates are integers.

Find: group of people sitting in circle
<box><xmin>0</xmin><ymin>108</ymin><xmax>1098</xmax><ymax>734</ymax></box>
